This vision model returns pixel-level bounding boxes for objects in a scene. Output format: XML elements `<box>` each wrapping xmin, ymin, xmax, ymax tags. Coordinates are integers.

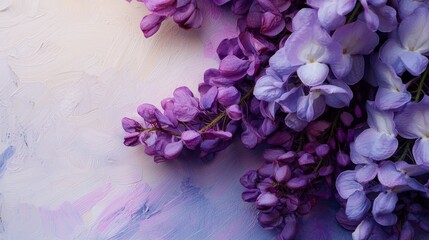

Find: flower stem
<box><xmin>143</xmin><ymin>127</ymin><xmax>181</xmax><ymax>136</ymax></box>
<box><xmin>347</xmin><ymin>2</ymin><xmax>361</xmax><ymax>24</ymax></box>
<box><xmin>199</xmin><ymin>86</ymin><xmax>254</xmax><ymax>133</ymax></box>
<box><xmin>397</xmin><ymin>142</ymin><xmax>410</xmax><ymax>162</ymax></box>
<box><xmin>414</xmin><ymin>65</ymin><xmax>429</xmax><ymax>102</ymax></box>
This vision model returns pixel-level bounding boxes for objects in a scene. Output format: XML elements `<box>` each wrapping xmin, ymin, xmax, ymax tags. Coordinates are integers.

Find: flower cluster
<box><xmin>124</xmin><ymin>0</ymin><xmax>429</xmax><ymax>239</ymax></box>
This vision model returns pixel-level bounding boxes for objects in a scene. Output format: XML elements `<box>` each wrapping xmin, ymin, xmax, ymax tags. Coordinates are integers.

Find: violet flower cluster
<box><xmin>124</xmin><ymin>0</ymin><xmax>429</xmax><ymax>239</ymax></box>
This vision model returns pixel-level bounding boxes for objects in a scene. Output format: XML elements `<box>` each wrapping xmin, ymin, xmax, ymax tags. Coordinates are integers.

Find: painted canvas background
<box><xmin>0</xmin><ymin>0</ymin><xmax>350</xmax><ymax>239</ymax></box>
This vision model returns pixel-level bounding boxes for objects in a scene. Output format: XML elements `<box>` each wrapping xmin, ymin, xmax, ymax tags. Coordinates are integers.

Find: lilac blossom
<box><xmin>369</xmin><ymin>55</ymin><xmax>411</xmax><ymax>110</ymax></box>
<box><xmin>269</xmin><ymin>23</ymin><xmax>342</xmax><ymax>86</ymax></box>
<box><xmin>331</xmin><ymin>20</ymin><xmax>379</xmax><ymax>84</ymax></box>
<box><xmin>380</xmin><ymin>6</ymin><xmax>429</xmax><ymax>76</ymax></box>
<box><xmin>354</xmin><ymin>101</ymin><xmax>398</xmax><ymax>160</ymax></box>
<box><xmin>359</xmin><ymin>0</ymin><xmax>397</xmax><ymax>32</ymax></box>
<box><xmin>395</xmin><ymin>95</ymin><xmax>429</xmax><ymax>166</ymax></box>
<box><xmin>306</xmin><ymin>0</ymin><xmax>356</xmax><ymax>30</ymax></box>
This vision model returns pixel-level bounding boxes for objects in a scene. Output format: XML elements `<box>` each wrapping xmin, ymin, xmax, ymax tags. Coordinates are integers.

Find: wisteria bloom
<box><xmin>380</xmin><ymin>6</ymin><xmax>429</xmax><ymax>76</ymax></box>
<box><xmin>269</xmin><ymin>22</ymin><xmax>342</xmax><ymax>86</ymax></box>
<box><xmin>369</xmin><ymin>55</ymin><xmax>411</xmax><ymax>110</ymax></box>
<box><xmin>359</xmin><ymin>0</ymin><xmax>397</xmax><ymax>32</ymax></box>
<box><xmin>354</xmin><ymin>101</ymin><xmax>398</xmax><ymax>160</ymax></box>
<box><xmin>306</xmin><ymin>0</ymin><xmax>356</xmax><ymax>30</ymax></box>
<box><xmin>331</xmin><ymin>20</ymin><xmax>379</xmax><ymax>84</ymax></box>
<box><xmin>395</xmin><ymin>95</ymin><xmax>429</xmax><ymax>166</ymax></box>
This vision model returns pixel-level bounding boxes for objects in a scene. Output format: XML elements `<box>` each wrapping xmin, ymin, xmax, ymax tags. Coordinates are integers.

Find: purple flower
<box><xmin>306</xmin><ymin>0</ymin><xmax>356</xmax><ymax>30</ymax></box>
<box><xmin>172</xmin><ymin>86</ymin><xmax>200</xmax><ymax>122</ymax></box>
<box><xmin>359</xmin><ymin>0</ymin><xmax>397</xmax><ymax>32</ymax></box>
<box><xmin>331</xmin><ymin>21</ymin><xmax>379</xmax><ymax>84</ymax></box>
<box><xmin>380</xmin><ymin>7</ymin><xmax>429</xmax><ymax>76</ymax></box>
<box><xmin>397</xmin><ymin>0</ymin><xmax>429</xmax><ymax>18</ymax></box>
<box><xmin>140</xmin><ymin>14</ymin><xmax>167</xmax><ymax>38</ymax></box>
<box><xmin>354</xmin><ymin>101</ymin><xmax>398</xmax><ymax>160</ymax></box>
<box><xmin>395</xmin><ymin>96</ymin><xmax>429</xmax><ymax>166</ymax></box>
<box><xmin>269</xmin><ymin>25</ymin><xmax>342</xmax><ymax>86</ymax></box>
<box><xmin>336</xmin><ymin>170</ymin><xmax>371</xmax><ymax>221</ymax></box>
<box><xmin>370</xmin><ymin>56</ymin><xmax>411</xmax><ymax>110</ymax></box>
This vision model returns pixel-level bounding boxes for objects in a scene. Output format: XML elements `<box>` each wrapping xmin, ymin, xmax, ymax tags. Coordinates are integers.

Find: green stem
<box><xmin>347</xmin><ymin>2</ymin><xmax>361</xmax><ymax>24</ymax></box>
<box><xmin>143</xmin><ymin>127</ymin><xmax>181</xmax><ymax>136</ymax></box>
<box><xmin>327</xmin><ymin>111</ymin><xmax>341</xmax><ymax>141</ymax></box>
<box><xmin>415</xmin><ymin>66</ymin><xmax>429</xmax><ymax>102</ymax></box>
<box><xmin>397</xmin><ymin>142</ymin><xmax>410</xmax><ymax>162</ymax></box>
<box><xmin>199</xmin><ymin>86</ymin><xmax>254</xmax><ymax>133</ymax></box>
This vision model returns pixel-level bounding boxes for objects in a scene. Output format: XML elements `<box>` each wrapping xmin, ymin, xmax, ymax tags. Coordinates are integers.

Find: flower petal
<box><xmin>355</xmin><ymin>163</ymin><xmax>378</xmax><ymax>183</ymax></box>
<box><xmin>354</xmin><ymin>128</ymin><xmax>398</xmax><ymax>160</ymax></box>
<box><xmin>336</xmin><ymin>170</ymin><xmax>363</xmax><ymax>199</ymax></box>
<box><xmin>297</xmin><ymin>62</ymin><xmax>329</xmax><ymax>86</ymax></box>
<box><xmin>413</xmin><ymin>138</ymin><xmax>429</xmax><ymax>166</ymax></box>
<box><xmin>372</xmin><ymin>192</ymin><xmax>398</xmax><ymax>226</ymax></box>
<box><xmin>399</xmin><ymin>51</ymin><xmax>429</xmax><ymax>76</ymax></box>
<box><xmin>254</xmin><ymin>74</ymin><xmax>284</xmax><ymax>102</ymax></box>
<box><xmin>346</xmin><ymin>190</ymin><xmax>371</xmax><ymax>221</ymax></box>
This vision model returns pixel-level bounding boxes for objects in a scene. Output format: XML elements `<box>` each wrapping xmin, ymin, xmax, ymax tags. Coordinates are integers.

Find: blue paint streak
<box><xmin>0</xmin><ymin>146</ymin><xmax>15</xmax><ymax>176</ymax></box>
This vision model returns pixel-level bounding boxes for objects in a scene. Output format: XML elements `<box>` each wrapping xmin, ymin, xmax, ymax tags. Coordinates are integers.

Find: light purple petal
<box><xmin>257</xmin><ymin>192</ymin><xmax>279</xmax><ymax>207</ymax></box>
<box><xmin>380</xmin><ymin>39</ymin><xmax>407</xmax><ymax>75</ymax></box>
<box><xmin>269</xmin><ymin>47</ymin><xmax>299</xmax><ymax>77</ymax></box>
<box><xmin>336</xmin><ymin>170</ymin><xmax>363</xmax><ymax>199</ymax></box>
<box><xmin>350</xmin><ymin>143</ymin><xmax>372</xmax><ymax>165</ymax></box>
<box><xmin>275</xmin><ymin>165</ymin><xmax>292</xmax><ymax>183</ymax></box>
<box><xmin>199</xmin><ymin>85</ymin><xmax>218</xmax><ymax>110</ymax></box>
<box><xmin>292</xmin><ymin>8</ymin><xmax>319</xmax><ymax>31</ymax></box>
<box><xmin>352</xmin><ymin>218</ymin><xmax>374</xmax><ymax>240</ymax></box>
<box><xmin>333</xmin><ymin>21</ymin><xmax>379</xmax><ymax>55</ymax></box>
<box><xmin>344</xmin><ymin>55</ymin><xmax>365</xmax><ymax>85</ymax></box>
<box><xmin>219</xmin><ymin>55</ymin><xmax>250</xmax><ymax>80</ymax></box>
<box><xmin>413</xmin><ymin>138</ymin><xmax>429</xmax><ymax>166</ymax></box>
<box><xmin>372</xmin><ymin>192</ymin><xmax>398</xmax><ymax>226</ymax></box>
<box><xmin>297</xmin><ymin>62</ymin><xmax>329</xmax><ymax>86</ymax></box>
<box><xmin>398</xmin><ymin>7</ymin><xmax>429</xmax><ymax>54</ymax></box>
<box><xmin>316</xmin><ymin>80</ymin><xmax>353</xmax><ymax>108</ymax></box>
<box><xmin>317</xmin><ymin>2</ymin><xmax>346</xmax><ymax>30</ymax></box>
<box><xmin>399</xmin><ymin>51</ymin><xmax>429</xmax><ymax>76</ymax></box>
<box><xmin>181</xmin><ymin>130</ymin><xmax>202</xmax><ymax>150</ymax></box>
<box><xmin>254</xmin><ymin>74</ymin><xmax>285</xmax><ymax>102</ymax></box>
<box><xmin>355</xmin><ymin>163</ymin><xmax>378</xmax><ymax>183</ymax></box>
<box><xmin>276</xmin><ymin>86</ymin><xmax>304</xmax><ymax>113</ymax></box>
<box><xmin>374</xmin><ymin>5</ymin><xmax>397</xmax><ymax>33</ymax></box>
<box><xmin>297</xmin><ymin>92</ymin><xmax>326</xmax><ymax>122</ymax></box>
<box><xmin>366</xmin><ymin>101</ymin><xmax>396</xmax><ymax>135</ymax></box>
<box><xmin>394</xmin><ymin>97</ymin><xmax>429</xmax><ymax>139</ymax></box>
<box><xmin>336</xmin><ymin>0</ymin><xmax>356</xmax><ymax>15</ymax></box>
<box><xmin>346</xmin><ymin>190</ymin><xmax>371</xmax><ymax>220</ymax></box>
<box><xmin>375</xmin><ymin>87</ymin><xmax>411</xmax><ymax>110</ymax></box>
<box><xmin>331</xmin><ymin>53</ymin><xmax>353</xmax><ymax>79</ymax></box>
<box><xmin>226</xmin><ymin>104</ymin><xmax>243</xmax><ymax>120</ymax></box>
<box><xmin>354</xmin><ymin>128</ymin><xmax>398</xmax><ymax>160</ymax></box>
<box><xmin>164</xmin><ymin>141</ymin><xmax>183</xmax><ymax>159</ymax></box>
<box><xmin>377</xmin><ymin>161</ymin><xmax>407</xmax><ymax>188</ymax></box>
<box><xmin>217</xmin><ymin>86</ymin><xmax>241</xmax><ymax>107</ymax></box>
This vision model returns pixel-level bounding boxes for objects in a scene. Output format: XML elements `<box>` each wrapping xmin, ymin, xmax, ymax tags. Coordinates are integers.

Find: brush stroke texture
<box><xmin>0</xmin><ymin>0</ymin><xmax>350</xmax><ymax>239</ymax></box>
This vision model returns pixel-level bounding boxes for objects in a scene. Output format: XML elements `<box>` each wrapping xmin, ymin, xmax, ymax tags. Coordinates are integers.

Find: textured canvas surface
<box><xmin>0</xmin><ymin>1</ymin><xmax>350</xmax><ymax>239</ymax></box>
